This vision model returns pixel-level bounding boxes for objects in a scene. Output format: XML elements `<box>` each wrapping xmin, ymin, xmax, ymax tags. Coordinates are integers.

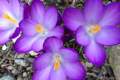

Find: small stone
<box><xmin>0</xmin><ymin>75</ymin><xmax>14</xmax><ymax>80</ymax></box>
<box><xmin>7</xmin><ymin>66</ymin><xmax>13</xmax><ymax>70</ymax></box>
<box><xmin>14</xmin><ymin>58</ymin><xmax>28</xmax><ymax>67</ymax></box>
<box><xmin>12</xmin><ymin>69</ymin><xmax>19</xmax><ymax>75</ymax></box>
<box><xmin>15</xmin><ymin>54</ymin><xmax>25</xmax><ymax>58</ymax></box>
<box><xmin>29</xmin><ymin>51</ymin><xmax>38</xmax><ymax>56</ymax></box>
<box><xmin>23</xmin><ymin>72</ymin><xmax>27</xmax><ymax>77</ymax></box>
<box><xmin>2</xmin><ymin>45</ymin><xmax>7</xmax><ymax>51</ymax></box>
<box><xmin>26</xmin><ymin>67</ymin><xmax>32</xmax><ymax>71</ymax></box>
<box><xmin>17</xmin><ymin>76</ymin><xmax>22</xmax><ymax>80</ymax></box>
<box><xmin>85</xmin><ymin>62</ymin><xmax>93</xmax><ymax>68</ymax></box>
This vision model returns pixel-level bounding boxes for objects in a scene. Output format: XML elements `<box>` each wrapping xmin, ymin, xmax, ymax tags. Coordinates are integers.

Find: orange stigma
<box><xmin>35</xmin><ymin>24</ymin><xmax>44</xmax><ymax>33</ymax></box>
<box><xmin>3</xmin><ymin>13</ymin><xmax>18</xmax><ymax>25</ymax></box>
<box><xmin>89</xmin><ymin>25</ymin><xmax>101</xmax><ymax>34</ymax></box>
<box><xmin>54</xmin><ymin>55</ymin><xmax>61</xmax><ymax>71</ymax></box>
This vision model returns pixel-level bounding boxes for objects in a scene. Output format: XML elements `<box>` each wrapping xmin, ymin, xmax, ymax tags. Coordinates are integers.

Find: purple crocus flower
<box><xmin>14</xmin><ymin>0</ymin><xmax>63</xmax><ymax>53</ymax></box>
<box><xmin>0</xmin><ymin>0</ymin><xmax>23</xmax><ymax>45</ymax></box>
<box><xmin>63</xmin><ymin>0</ymin><xmax>120</xmax><ymax>67</ymax></box>
<box><xmin>32</xmin><ymin>37</ymin><xmax>86</xmax><ymax>80</ymax></box>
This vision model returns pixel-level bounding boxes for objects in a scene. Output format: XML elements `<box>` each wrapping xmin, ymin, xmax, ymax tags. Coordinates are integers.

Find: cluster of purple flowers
<box><xmin>0</xmin><ymin>0</ymin><xmax>120</xmax><ymax>80</ymax></box>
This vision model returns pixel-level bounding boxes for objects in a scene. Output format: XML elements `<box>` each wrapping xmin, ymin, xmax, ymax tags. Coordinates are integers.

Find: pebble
<box><xmin>15</xmin><ymin>54</ymin><xmax>25</xmax><ymax>58</ymax></box>
<box><xmin>14</xmin><ymin>58</ymin><xmax>28</xmax><ymax>67</ymax></box>
<box><xmin>12</xmin><ymin>69</ymin><xmax>19</xmax><ymax>75</ymax></box>
<box><xmin>23</xmin><ymin>72</ymin><xmax>27</xmax><ymax>77</ymax></box>
<box><xmin>17</xmin><ymin>76</ymin><xmax>22</xmax><ymax>80</ymax></box>
<box><xmin>29</xmin><ymin>51</ymin><xmax>38</xmax><ymax>56</ymax></box>
<box><xmin>0</xmin><ymin>75</ymin><xmax>14</xmax><ymax>80</ymax></box>
<box><xmin>85</xmin><ymin>62</ymin><xmax>93</xmax><ymax>68</ymax></box>
<box><xmin>7</xmin><ymin>66</ymin><xmax>13</xmax><ymax>70</ymax></box>
<box><xmin>2</xmin><ymin>45</ymin><xmax>7</xmax><ymax>51</ymax></box>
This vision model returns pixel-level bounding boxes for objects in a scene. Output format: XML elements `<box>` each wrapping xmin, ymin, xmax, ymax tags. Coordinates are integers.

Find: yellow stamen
<box><xmin>3</xmin><ymin>13</ymin><xmax>18</xmax><ymax>25</ymax></box>
<box><xmin>89</xmin><ymin>25</ymin><xmax>101</xmax><ymax>34</ymax></box>
<box><xmin>54</xmin><ymin>56</ymin><xmax>61</xmax><ymax>71</ymax></box>
<box><xmin>35</xmin><ymin>24</ymin><xmax>44</xmax><ymax>33</ymax></box>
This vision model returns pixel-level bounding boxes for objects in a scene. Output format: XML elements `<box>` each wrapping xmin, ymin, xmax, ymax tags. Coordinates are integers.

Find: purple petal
<box><xmin>0</xmin><ymin>28</ymin><xmax>15</xmax><ymax>45</ymax></box>
<box><xmin>9</xmin><ymin>0</ymin><xmax>23</xmax><ymax>17</ymax></box>
<box><xmin>33</xmin><ymin>52</ymin><xmax>53</xmax><ymax>70</ymax></box>
<box><xmin>57</xmin><ymin>11</ymin><xmax>62</xmax><ymax>25</ymax></box>
<box><xmin>84</xmin><ymin>41</ymin><xmax>106</xmax><ymax>67</ymax></box>
<box><xmin>84</xmin><ymin>0</ymin><xmax>104</xmax><ymax>23</ymax></box>
<box><xmin>50</xmin><ymin>67</ymin><xmax>67</xmax><ymax>80</ymax></box>
<box><xmin>31</xmin><ymin>0</ymin><xmax>45</xmax><ymax>23</ymax></box>
<box><xmin>48</xmin><ymin>26</ymin><xmax>64</xmax><ymax>39</ymax></box>
<box><xmin>96</xmin><ymin>26</ymin><xmax>120</xmax><ymax>45</ymax></box>
<box><xmin>63</xmin><ymin>7</ymin><xmax>85</xmax><ymax>31</ymax></box>
<box><xmin>99</xmin><ymin>2</ymin><xmax>120</xmax><ymax>27</ymax></box>
<box><xmin>76</xmin><ymin>27</ymin><xmax>90</xmax><ymax>46</ymax></box>
<box><xmin>20</xmin><ymin>19</ymin><xmax>37</xmax><ymax>36</ymax></box>
<box><xmin>44</xmin><ymin>6</ymin><xmax>57</xmax><ymax>30</ymax></box>
<box><xmin>23</xmin><ymin>4</ymin><xmax>31</xmax><ymax>19</ymax></box>
<box><xmin>63</xmin><ymin>62</ymin><xmax>86</xmax><ymax>80</ymax></box>
<box><xmin>32</xmin><ymin>66</ymin><xmax>52</xmax><ymax>80</ymax></box>
<box><xmin>0</xmin><ymin>18</ymin><xmax>11</xmax><ymax>30</ymax></box>
<box><xmin>43</xmin><ymin>37</ymin><xmax>63</xmax><ymax>52</ymax></box>
<box><xmin>32</xmin><ymin>38</ymin><xmax>45</xmax><ymax>52</ymax></box>
<box><xmin>11</xmin><ymin>27</ymin><xmax>20</xmax><ymax>38</ymax></box>
<box><xmin>14</xmin><ymin>36</ymin><xmax>38</xmax><ymax>53</ymax></box>
<box><xmin>60</xmin><ymin>48</ymin><xmax>79</xmax><ymax>63</ymax></box>
<box><xmin>0</xmin><ymin>0</ymin><xmax>10</xmax><ymax>13</ymax></box>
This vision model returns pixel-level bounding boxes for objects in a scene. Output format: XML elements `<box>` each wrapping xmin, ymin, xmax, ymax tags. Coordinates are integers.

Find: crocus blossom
<box><xmin>63</xmin><ymin>0</ymin><xmax>120</xmax><ymax>67</ymax></box>
<box><xmin>14</xmin><ymin>0</ymin><xmax>63</xmax><ymax>53</ymax></box>
<box><xmin>32</xmin><ymin>37</ymin><xmax>86</xmax><ymax>80</ymax></box>
<box><xmin>0</xmin><ymin>0</ymin><xmax>23</xmax><ymax>45</ymax></box>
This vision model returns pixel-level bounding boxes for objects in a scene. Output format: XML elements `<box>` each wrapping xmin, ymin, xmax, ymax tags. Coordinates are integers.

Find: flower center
<box><xmin>54</xmin><ymin>55</ymin><xmax>61</xmax><ymax>71</ymax></box>
<box><xmin>3</xmin><ymin>13</ymin><xmax>18</xmax><ymax>25</ymax></box>
<box><xmin>89</xmin><ymin>25</ymin><xmax>101</xmax><ymax>34</ymax></box>
<box><xmin>35</xmin><ymin>24</ymin><xmax>45</xmax><ymax>33</ymax></box>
